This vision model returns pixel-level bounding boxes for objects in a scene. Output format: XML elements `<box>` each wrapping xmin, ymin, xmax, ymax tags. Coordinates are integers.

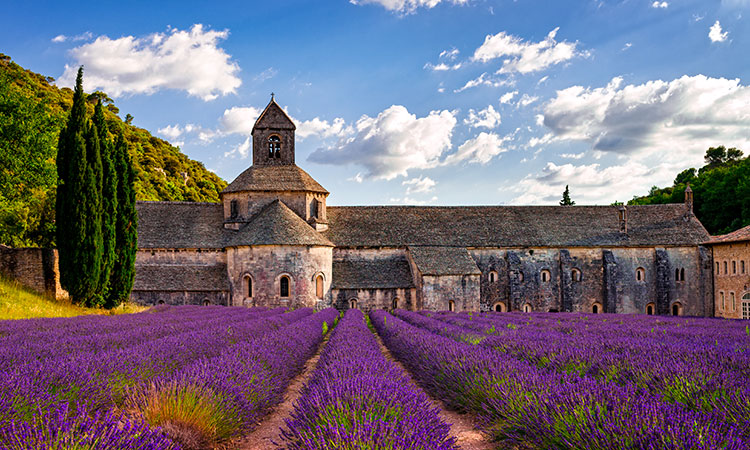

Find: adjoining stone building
<box><xmin>130</xmin><ymin>98</ymin><xmax>715</xmax><ymax>316</ymax></box>
<box><xmin>704</xmin><ymin>224</ymin><xmax>750</xmax><ymax>319</ymax></box>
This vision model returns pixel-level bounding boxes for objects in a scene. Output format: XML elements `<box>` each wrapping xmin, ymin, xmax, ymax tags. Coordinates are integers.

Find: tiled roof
<box><xmin>705</xmin><ymin>224</ymin><xmax>750</xmax><ymax>244</ymax></box>
<box><xmin>323</xmin><ymin>204</ymin><xmax>709</xmax><ymax>248</ymax></box>
<box><xmin>227</xmin><ymin>200</ymin><xmax>334</xmax><ymax>247</ymax></box>
<box><xmin>222</xmin><ymin>165</ymin><xmax>328</xmax><ymax>194</ymax></box>
<box><xmin>332</xmin><ymin>257</ymin><xmax>414</xmax><ymax>289</ymax></box>
<box><xmin>133</xmin><ymin>265</ymin><xmax>229</xmax><ymax>291</ymax></box>
<box><xmin>408</xmin><ymin>246</ymin><xmax>481</xmax><ymax>275</ymax></box>
<box><xmin>137</xmin><ymin>201</ymin><xmax>225</xmax><ymax>248</ymax></box>
<box><xmin>252</xmin><ymin>98</ymin><xmax>295</xmax><ymax>132</ymax></box>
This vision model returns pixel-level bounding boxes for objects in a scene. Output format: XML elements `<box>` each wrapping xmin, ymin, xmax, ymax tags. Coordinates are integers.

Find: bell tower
<box><xmin>252</xmin><ymin>95</ymin><xmax>296</xmax><ymax>167</ymax></box>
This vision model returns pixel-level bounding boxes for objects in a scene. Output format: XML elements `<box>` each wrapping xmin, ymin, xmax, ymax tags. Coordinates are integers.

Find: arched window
<box><xmin>448</xmin><ymin>300</ymin><xmax>455</xmax><ymax>312</ymax></box>
<box><xmin>592</xmin><ymin>302</ymin><xmax>602</xmax><ymax>314</ymax></box>
<box><xmin>742</xmin><ymin>293</ymin><xmax>750</xmax><ymax>320</ymax></box>
<box><xmin>571</xmin><ymin>268</ymin><xmax>582</xmax><ymax>282</ymax></box>
<box><xmin>646</xmin><ymin>302</ymin><xmax>655</xmax><ymax>315</ymax></box>
<box><xmin>158</xmin><ymin>300</ymin><xmax>165</xmax><ymax>305</ymax></box>
<box><xmin>280</xmin><ymin>275</ymin><xmax>290</xmax><ymax>298</ymax></box>
<box><xmin>540</xmin><ymin>270</ymin><xmax>551</xmax><ymax>283</ymax></box>
<box><xmin>720</xmin><ymin>291</ymin><xmax>725</xmax><ymax>310</ymax></box>
<box><xmin>268</xmin><ymin>135</ymin><xmax>281</xmax><ymax>158</ymax></box>
<box><xmin>716</xmin><ymin>262</ymin><xmax>720</xmax><ymax>274</ymax></box>
<box><xmin>636</xmin><ymin>267</ymin><xmax>646</xmax><ymax>282</ymax></box>
<box><xmin>315</xmin><ymin>274</ymin><xmax>324</xmax><ymax>299</ymax></box>
<box><xmin>671</xmin><ymin>302</ymin><xmax>682</xmax><ymax>316</ymax></box>
<box><xmin>731</xmin><ymin>292</ymin><xmax>736</xmax><ymax>311</ymax></box>
<box><xmin>243</xmin><ymin>274</ymin><xmax>253</xmax><ymax>298</ymax></box>
<box><xmin>230</xmin><ymin>199</ymin><xmax>238</xmax><ymax>218</ymax></box>
<box><xmin>523</xmin><ymin>303</ymin><xmax>532</xmax><ymax>313</ymax></box>
<box><xmin>392</xmin><ymin>298</ymin><xmax>399</xmax><ymax>310</ymax></box>
<box><xmin>732</xmin><ymin>261</ymin><xmax>737</xmax><ymax>274</ymax></box>
<box><xmin>742</xmin><ymin>261</ymin><xmax>746</xmax><ymax>274</ymax></box>
<box><xmin>489</xmin><ymin>271</ymin><xmax>497</xmax><ymax>283</ymax></box>
<box><xmin>680</xmin><ymin>268</ymin><xmax>685</xmax><ymax>281</ymax></box>
<box><xmin>203</xmin><ymin>299</ymin><xmax>211</xmax><ymax>306</ymax></box>
<box><xmin>724</xmin><ymin>261</ymin><xmax>728</xmax><ymax>274</ymax></box>
<box><xmin>493</xmin><ymin>302</ymin><xmax>506</xmax><ymax>312</ymax></box>
<box><xmin>350</xmin><ymin>299</ymin><xmax>358</xmax><ymax>309</ymax></box>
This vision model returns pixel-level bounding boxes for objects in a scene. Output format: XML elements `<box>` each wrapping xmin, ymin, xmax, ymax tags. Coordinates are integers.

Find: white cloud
<box><xmin>58</xmin><ymin>24</ymin><xmax>241</xmax><ymax>101</ymax></box>
<box><xmin>439</xmin><ymin>48</ymin><xmax>460</xmax><ymax>60</ymax></box>
<box><xmin>517</xmin><ymin>94</ymin><xmax>539</xmax><ymax>108</ymax></box>
<box><xmin>464</xmin><ymin>105</ymin><xmax>501</xmax><ymax>129</ymax></box>
<box><xmin>540</xmin><ymin>75</ymin><xmax>750</xmax><ymax>158</ymax></box>
<box><xmin>443</xmin><ymin>132</ymin><xmax>510</xmax><ymax>165</ymax></box>
<box><xmin>651</xmin><ymin>1</ymin><xmax>668</xmax><ymax>8</ymax></box>
<box><xmin>622</xmin><ymin>42</ymin><xmax>633</xmax><ymax>51</ymax></box>
<box><xmin>560</xmin><ymin>152</ymin><xmax>585</xmax><ymax>159</ymax></box>
<box><xmin>51</xmin><ymin>32</ymin><xmax>93</xmax><ymax>43</ymax></box>
<box><xmin>51</xmin><ymin>34</ymin><xmax>66</xmax><ymax>43</ymax></box>
<box><xmin>472</xmin><ymin>27</ymin><xmax>588</xmax><ymax>74</ymax></box>
<box><xmin>709</xmin><ymin>20</ymin><xmax>729</xmax><ymax>42</ymax></box>
<box><xmin>308</xmin><ymin>105</ymin><xmax>457</xmax><ymax>180</ymax></box>
<box><xmin>296</xmin><ymin>117</ymin><xmax>352</xmax><ymax>140</ymax></box>
<box><xmin>350</xmin><ymin>0</ymin><xmax>467</xmax><ymax>14</ymax></box>
<box><xmin>454</xmin><ymin>72</ymin><xmax>515</xmax><ymax>92</ymax></box>
<box><xmin>348</xmin><ymin>172</ymin><xmax>364</xmax><ymax>183</ymax></box>
<box><xmin>157</xmin><ymin>124</ymin><xmax>184</xmax><ymax>140</ymax></box>
<box><xmin>389</xmin><ymin>196</ymin><xmax>438</xmax><ymax>205</ymax></box>
<box><xmin>424</xmin><ymin>62</ymin><xmax>463</xmax><ymax>71</ymax></box>
<box><xmin>499</xmin><ymin>90</ymin><xmax>518</xmax><ymax>104</ymax></box>
<box><xmin>254</xmin><ymin>67</ymin><xmax>278</xmax><ymax>82</ymax></box>
<box><xmin>224</xmin><ymin>136</ymin><xmax>251</xmax><ymax>159</ymax></box>
<box><xmin>220</xmin><ymin>106</ymin><xmax>263</xmax><ymax>135</ymax></box>
<box><xmin>693</xmin><ymin>13</ymin><xmax>706</xmax><ymax>22</ymax></box>
<box><xmin>403</xmin><ymin>176</ymin><xmax>437</xmax><ymax>194</ymax></box>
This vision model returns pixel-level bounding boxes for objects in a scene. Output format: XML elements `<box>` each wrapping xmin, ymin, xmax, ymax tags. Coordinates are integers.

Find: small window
<box><xmin>592</xmin><ymin>303</ymin><xmax>602</xmax><ymax>314</ymax></box>
<box><xmin>716</xmin><ymin>262</ymin><xmax>720</xmax><ymax>275</ymax></box>
<box><xmin>280</xmin><ymin>275</ymin><xmax>290</xmax><ymax>298</ymax></box>
<box><xmin>571</xmin><ymin>268</ymin><xmax>581</xmax><ymax>282</ymax></box>
<box><xmin>315</xmin><ymin>274</ymin><xmax>324</xmax><ymax>299</ymax></box>
<box><xmin>202</xmin><ymin>299</ymin><xmax>211</xmax><ymax>306</ymax></box>
<box><xmin>742</xmin><ymin>261</ymin><xmax>746</xmax><ymax>274</ymax></box>
<box><xmin>540</xmin><ymin>270</ymin><xmax>551</xmax><ymax>283</ymax></box>
<box><xmin>230</xmin><ymin>200</ymin><xmax>238</xmax><ymax>218</ymax></box>
<box><xmin>646</xmin><ymin>303</ymin><xmax>655</xmax><ymax>315</ymax></box>
<box><xmin>310</xmin><ymin>198</ymin><xmax>319</xmax><ymax>219</ymax></box>
<box><xmin>724</xmin><ymin>261</ymin><xmax>728</xmax><ymax>274</ymax></box>
<box><xmin>523</xmin><ymin>303</ymin><xmax>532</xmax><ymax>313</ymax></box>
<box><xmin>268</xmin><ymin>135</ymin><xmax>281</xmax><ymax>158</ymax></box>
<box><xmin>680</xmin><ymin>268</ymin><xmax>685</xmax><ymax>281</ymax></box>
<box><xmin>448</xmin><ymin>300</ymin><xmax>455</xmax><ymax>312</ymax></box>
<box><xmin>720</xmin><ymin>291</ymin><xmax>725</xmax><ymax>310</ymax></box>
<box><xmin>350</xmin><ymin>299</ymin><xmax>358</xmax><ymax>309</ymax></box>
<box><xmin>732</xmin><ymin>261</ymin><xmax>737</xmax><ymax>274</ymax></box>
<box><xmin>244</xmin><ymin>275</ymin><xmax>253</xmax><ymax>298</ymax></box>
<box><xmin>731</xmin><ymin>292</ymin><xmax>736</xmax><ymax>311</ymax></box>
<box><xmin>392</xmin><ymin>298</ymin><xmax>399</xmax><ymax>310</ymax></box>
<box><xmin>636</xmin><ymin>267</ymin><xmax>646</xmax><ymax>282</ymax></box>
<box><xmin>493</xmin><ymin>302</ymin><xmax>506</xmax><ymax>312</ymax></box>
<box><xmin>489</xmin><ymin>271</ymin><xmax>497</xmax><ymax>283</ymax></box>
<box><xmin>671</xmin><ymin>302</ymin><xmax>682</xmax><ymax>316</ymax></box>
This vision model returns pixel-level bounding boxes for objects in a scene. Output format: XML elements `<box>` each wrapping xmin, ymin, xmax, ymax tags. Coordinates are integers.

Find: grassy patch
<box><xmin>0</xmin><ymin>277</ymin><xmax>146</xmax><ymax>320</ymax></box>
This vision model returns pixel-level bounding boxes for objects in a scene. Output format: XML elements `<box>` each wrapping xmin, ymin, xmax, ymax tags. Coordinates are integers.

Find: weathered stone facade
<box><xmin>0</xmin><ymin>245</ymin><xmax>66</xmax><ymax>298</ymax></box>
<box><xmin>705</xmin><ymin>225</ymin><xmax>750</xmax><ymax>319</ymax></box>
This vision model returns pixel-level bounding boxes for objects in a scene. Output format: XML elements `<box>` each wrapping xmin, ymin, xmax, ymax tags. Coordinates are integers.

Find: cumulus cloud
<box><xmin>440</xmin><ymin>48</ymin><xmax>460</xmax><ymax>60</ymax></box>
<box><xmin>308</xmin><ymin>105</ymin><xmax>457</xmax><ymax>180</ymax></box>
<box><xmin>464</xmin><ymin>105</ymin><xmax>501</xmax><ymax>128</ymax></box>
<box><xmin>296</xmin><ymin>117</ymin><xmax>352</xmax><ymax>140</ymax></box>
<box><xmin>517</xmin><ymin>94</ymin><xmax>539</xmax><ymax>108</ymax></box>
<box><xmin>350</xmin><ymin>0</ymin><xmax>467</xmax><ymax>14</ymax></box>
<box><xmin>540</xmin><ymin>75</ymin><xmax>750</xmax><ymax>158</ymax></box>
<box><xmin>58</xmin><ymin>24</ymin><xmax>241</xmax><ymax>101</ymax></box>
<box><xmin>424</xmin><ymin>62</ymin><xmax>463</xmax><ymax>71</ymax></box>
<box><xmin>220</xmin><ymin>106</ymin><xmax>262</xmax><ymax>135</ymax></box>
<box><xmin>403</xmin><ymin>176</ymin><xmax>437</xmax><ymax>194</ymax></box>
<box><xmin>472</xmin><ymin>27</ymin><xmax>588</xmax><ymax>74</ymax></box>
<box><xmin>224</xmin><ymin>136</ymin><xmax>251</xmax><ymax>158</ymax></box>
<box><xmin>443</xmin><ymin>132</ymin><xmax>510</xmax><ymax>165</ymax></box>
<box><xmin>709</xmin><ymin>20</ymin><xmax>729</xmax><ymax>42</ymax></box>
<box><xmin>651</xmin><ymin>1</ymin><xmax>668</xmax><ymax>8</ymax></box>
<box><xmin>499</xmin><ymin>90</ymin><xmax>518</xmax><ymax>104</ymax></box>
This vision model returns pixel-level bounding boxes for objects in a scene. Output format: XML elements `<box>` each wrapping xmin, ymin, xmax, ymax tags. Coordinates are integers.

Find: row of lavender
<box><xmin>280</xmin><ymin>309</ymin><xmax>457</xmax><ymax>449</ymax></box>
<box><xmin>375</xmin><ymin>310</ymin><xmax>747</xmax><ymax>449</ymax></box>
<box><xmin>408</xmin><ymin>310</ymin><xmax>750</xmax><ymax>434</ymax></box>
<box><xmin>0</xmin><ymin>305</ymin><xmax>338</xmax><ymax>449</ymax></box>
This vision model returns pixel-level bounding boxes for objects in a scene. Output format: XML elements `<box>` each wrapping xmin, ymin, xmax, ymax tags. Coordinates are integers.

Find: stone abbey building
<box><xmin>131</xmin><ymin>98</ymin><xmax>715</xmax><ymax>316</ymax></box>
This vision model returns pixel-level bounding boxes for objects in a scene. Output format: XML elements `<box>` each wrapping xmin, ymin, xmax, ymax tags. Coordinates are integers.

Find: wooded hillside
<box><xmin>0</xmin><ymin>54</ymin><xmax>226</xmax><ymax>247</ymax></box>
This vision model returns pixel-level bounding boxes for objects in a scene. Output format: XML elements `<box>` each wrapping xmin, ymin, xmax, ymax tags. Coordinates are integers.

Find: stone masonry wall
<box><xmin>420</xmin><ymin>274</ymin><xmax>480</xmax><ymax>312</ymax></box>
<box><xmin>136</xmin><ymin>249</ymin><xmax>225</xmax><ymax>265</ymax></box>
<box><xmin>0</xmin><ymin>245</ymin><xmax>66</xmax><ymax>298</ymax></box>
<box><xmin>712</xmin><ymin>241</ymin><xmax>750</xmax><ymax>319</ymax></box>
<box><xmin>130</xmin><ymin>290</ymin><xmax>229</xmax><ymax>306</ymax></box>
<box><xmin>332</xmin><ymin>287</ymin><xmax>416</xmax><ymax>312</ymax></box>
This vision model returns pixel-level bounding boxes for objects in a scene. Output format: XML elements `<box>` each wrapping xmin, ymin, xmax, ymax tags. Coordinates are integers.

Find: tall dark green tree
<box><xmin>94</xmin><ymin>100</ymin><xmax>117</xmax><ymax>300</ymax></box>
<box><xmin>559</xmin><ymin>185</ymin><xmax>575</xmax><ymax>206</ymax></box>
<box><xmin>106</xmin><ymin>132</ymin><xmax>138</xmax><ymax>308</ymax></box>
<box><xmin>56</xmin><ymin>67</ymin><xmax>103</xmax><ymax>307</ymax></box>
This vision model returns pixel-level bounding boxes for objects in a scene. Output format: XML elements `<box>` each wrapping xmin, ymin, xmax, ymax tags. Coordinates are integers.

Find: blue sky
<box><xmin>2</xmin><ymin>0</ymin><xmax>749</xmax><ymax>206</ymax></box>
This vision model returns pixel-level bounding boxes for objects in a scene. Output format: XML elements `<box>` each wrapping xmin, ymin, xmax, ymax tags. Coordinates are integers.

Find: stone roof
<box><xmin>705</xmin><ymin>224</ymin><xmax>750</xmax><ymax>245</ymax></box>
<box><xmin>252</xmin><ymin>98</ymin><xmax>295</xmax><ymax>132</ymax></box>
<box><xmin>323</xmin><ymin>204</ymin><xmax>710</xmax><ymax>248</ymax></box>
<box><xmin>408</xmin><ymin>246</ymin><xmax>481</xmax><ymax>275</ymax></box>
<box><xmin>221</xmin><ymin>165</ymin><xmax>328</xmax><ymax>194</ymax></box>
<box><xmin>227</xmin><ymin>200</ymin><xmax>334</xmax><ymax>247</ymax></box>
<box><xmin>137</xmin><ymin>201</ymin><xmax>225</xmax><ymax>248</ymax></box>
<box><xmin>133</xmin><ymin>265</ymin><xmax>229</xmax><ymax>291</ymax></box>
<box><xmin>332</xmin><ymin>257</ymin><xmax>414</xmax><ymax>289</ymax></box>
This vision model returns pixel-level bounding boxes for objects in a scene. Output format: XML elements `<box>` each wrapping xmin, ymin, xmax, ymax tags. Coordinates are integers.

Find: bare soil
<box><xmin>371</xmin><ymin>329</ymin><xmax>495</xmax><ymax>450</ymax></box>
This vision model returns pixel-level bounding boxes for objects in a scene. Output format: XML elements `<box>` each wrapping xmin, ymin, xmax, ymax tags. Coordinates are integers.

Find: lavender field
<box><xmin>0</xmin><ymin>307</ymin><xmax>748</xmax><ymax>449</ymax></box>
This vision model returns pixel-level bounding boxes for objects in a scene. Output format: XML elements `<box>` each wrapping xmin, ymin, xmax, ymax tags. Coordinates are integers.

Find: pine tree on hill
<box><xmin>94</xmin><ymin>100</ymin><xmax>117</xmax><ymax>300</ymax></box>
<box><xmin>106</xmin><ymin>132</ymin><xmax>138</xmax><ymax>308</ymax></box>
<box><xmin>560</xmin><ymin>185</ymin><xmax>575</xmax><ymax>206</ymax></box>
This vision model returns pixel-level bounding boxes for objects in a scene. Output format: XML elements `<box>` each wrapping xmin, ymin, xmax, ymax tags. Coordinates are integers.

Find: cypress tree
<box><xmin>106</xmin><ymin>132</ymin><xmax>137</xmax><ymax>308</ymax></box>
<box><xmin>79</xmin><ymin>120</ymin><xmax>104</xmax><ymax>307</ymax></box>
<box><xmin>559</xmin><ymin>185</ymin><xmax>575</xmax><ymax>206</ymax></box>
<box><xmin>94</xmin><ymin>100</ymin><xmax>117</xmax><ymax>302</ymax></box>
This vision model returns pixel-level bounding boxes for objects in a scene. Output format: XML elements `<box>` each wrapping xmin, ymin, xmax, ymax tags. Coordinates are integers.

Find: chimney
<box><xmin>618</xmin><ymin>205</ymin><xmax>627</xmax><ymax>234</ymax></box>
<box><xmin>684</xmin><ymin>183</ymin><xmax>694</xmax><ymax>213</ymax></box>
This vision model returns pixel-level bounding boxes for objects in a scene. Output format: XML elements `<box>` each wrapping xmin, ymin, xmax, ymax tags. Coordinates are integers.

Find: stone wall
<box><xmin>711</xmin><ymin>241</ymin><xmax>749</xmax><ymax>319</ymax></box>
<box><xmin>136</xmin><ymin>248</ymin><xmax>225</xmax><ymax>265</ymax></box>
<box><xmin>226</xmin><ymin>245</ymin><xmax>332</xmax><ymax>310</ymax></box>
<box><xmin>420</xmin><ymin>274</ymin><xmax>480</xmax><ymax>312</ymax></box>
<box><xmin>0</xmin><ymin>245</ymin><xmax>66</xmax><ymax>298</ymax></box>
<box><xmin>331</xmin><ymin>287</ymin><xmax>416</xmax><ymax>311</ymax></box>
<box><xmin>130</xmin><ymin>290</ymin><xmax>230</xmax><ymax>306</ymax></box>
<box><xmin>222</xmin><ymin>192</ymin><xmax>320</xmax><ymax>226</ymax></box>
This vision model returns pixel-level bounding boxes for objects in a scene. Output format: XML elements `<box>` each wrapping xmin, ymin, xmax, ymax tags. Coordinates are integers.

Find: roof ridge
<box><xmin>136</xmin><ymin>200</ymin><xmax>221</xmax><ymax>206</ymax></box>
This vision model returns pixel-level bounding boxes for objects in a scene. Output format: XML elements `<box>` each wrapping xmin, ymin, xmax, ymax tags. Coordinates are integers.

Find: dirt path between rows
<box><xmin>371</xmin><ymin>328</ymin><xmax>495</xmax><ymax>450</ymax></box>
<box><xmin>231</xmin><ymin>336</ymin><xmax>329</xmax><ymax>450</ymax></box>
